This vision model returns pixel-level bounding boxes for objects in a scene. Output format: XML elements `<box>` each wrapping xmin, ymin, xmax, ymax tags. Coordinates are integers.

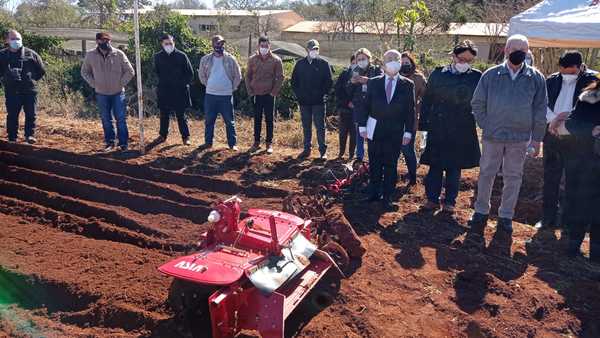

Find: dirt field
<box><xmin>1</xmin><ymin>113</ymin><xmax>599</xmax><ymax>338</ymax></box>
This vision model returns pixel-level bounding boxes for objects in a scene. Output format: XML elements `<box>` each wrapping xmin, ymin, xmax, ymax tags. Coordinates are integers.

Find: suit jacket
<box><xmin>358</xmin><ymin>75</ymin><xmax>416</xmax><ymax>140</ymax></box>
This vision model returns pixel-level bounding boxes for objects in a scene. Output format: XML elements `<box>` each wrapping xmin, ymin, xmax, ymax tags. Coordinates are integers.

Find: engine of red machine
<box><xmin>158</xmin><ymin>196</ymin><xmax>346</xmax><ymax>338</ymax></box>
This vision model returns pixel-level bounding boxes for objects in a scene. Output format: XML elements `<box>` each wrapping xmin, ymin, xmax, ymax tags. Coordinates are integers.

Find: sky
<box><xmin>3</xmin><ymin>0</ymin><xmax>215</xmax><ymax>12</ymax></box>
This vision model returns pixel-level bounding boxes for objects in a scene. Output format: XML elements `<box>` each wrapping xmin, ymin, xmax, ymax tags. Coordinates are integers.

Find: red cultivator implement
<box><xmin>158</xmin><ymin>196</ymin><xmax>347</xmax><ymax>338</ymax></box>
<box><xmin>320</xmin><ymin>160</ymin><xmax>369</xmax><ymax>197</ymax></box>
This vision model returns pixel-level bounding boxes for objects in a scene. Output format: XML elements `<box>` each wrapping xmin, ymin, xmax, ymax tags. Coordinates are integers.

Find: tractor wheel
<box><xmin>321</xmin><ymin>241</ymin><xmax>350</xmax><ymax>273</ymax></box>
<box><xmin>168</xmin><ymin>279</ymin><xmax>214</xmax><ymax>338</ymax></box>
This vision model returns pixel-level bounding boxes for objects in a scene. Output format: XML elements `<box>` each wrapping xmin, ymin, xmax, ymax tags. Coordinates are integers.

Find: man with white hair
<box><xmin>358</xmin><ymin>49</ymin><xmax>415</xmax><ymax>209</ymax></box>
<box><xmin>0</xmin><ymin>29</ymin><xmax>45</xmax><ymax>144</ymax></box>
<box><xmin>470</xmin><ymin>34</ymin><xmax>548</xmax><ymax>233</ymax></box>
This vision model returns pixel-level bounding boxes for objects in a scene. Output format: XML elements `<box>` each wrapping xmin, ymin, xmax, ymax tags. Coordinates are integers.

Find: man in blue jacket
<box><xmin>291</xmin><ymin>39</ymin><xmax>333</xmax><ymax>159</ymax></box>
<box><xmin>470</xmin><ymin>34</ymin><xmax>548</xmax><ymax>234</ymax></box>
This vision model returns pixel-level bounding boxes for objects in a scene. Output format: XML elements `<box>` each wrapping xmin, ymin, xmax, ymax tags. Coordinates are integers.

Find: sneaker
<box><xmin>266</xmin><ymin>144</ymin><xmax>273</xmax><ymax>154</ymax></box>
<box><xmin>442</xmin><ymin>204</ymin><xmax>455</xmax><ymax>213</ymax></box>
<box><xmin>468</xmin><ymin>212</ymin><xmax>489</xmax><ymax>227</ymax></box>
<box><xmin>319</xmin><ymin>153</ymin><xmax>328</xmax><ymax>160</ymax></box>
<box><xmin>422</xmin><ymin>201</ymin><xmax>439</xmax><ymax>211</ymax></box>
<box><xmin>104</xmin><ymin>144</ymin><xmax>115</xmax><ymax>152</ymax></box>
<box><xmin>8</xmin><ymin>138</ymin><xmax>16</xmax><ymax>143</ymax></box>
<box><xmin>25</xmin><ymin>136</ymin><xmax>37</xmax><ymax>144</ymax></box>
<box><xmin>298</xmin><ymin>150</ymin><xmax>311</xmax><ymax>159</ymax></box>
<box><xmin>183</xmin><ymin>138</ymin><xmax>191</xmax><ymax>146</ymax></box>
<box><xmin>230</xmin><ymin>145</ymin><xmax>239</xmax><ymax>151</ymax></box>
<box><xmin>118</xmin><ymin>145</ymin><xmax>128</xmax><ymax>151</ymax></box>
<box><xmin>249</xmin><ymin>142</ymin><xmax>260</xmax><ymax>152</ymax></box>
<box><xmin>497</xmin><ymin>217</ymin><xmax>513</xmax><ymax>233</ymax></box>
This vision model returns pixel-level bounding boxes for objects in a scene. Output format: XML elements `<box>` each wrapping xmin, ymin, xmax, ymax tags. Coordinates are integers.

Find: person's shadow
<box><xmin>525</xmin><ymin>228</ymin><xmax>600</xmax><ymax>336</ymax></box>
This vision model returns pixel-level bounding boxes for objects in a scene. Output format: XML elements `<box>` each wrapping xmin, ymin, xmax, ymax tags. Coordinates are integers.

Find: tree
<box><xmin>15</xmin><ymin>0</ymin><xmax>83</xmax><ymax>28</ymax></box>
<box><xmin>77</xmin><ymin>0</ymin><xmax>151</xmax><ymax>28</ymax></box>
<box><xmin>394</xmin><ymin>0</ymin><xmax>430</xmax><ymax>51</ymax></box>
<box><xmin>362</xmin><ymin>0</ymin><xmax>401</xmax><ymax>51</ymax></box>
<box><xmin>170</xmin><ymin>0</ymin><xmax>207</xmax><ymax>9</ymax></box>
<box><xmin>325</xmin><ymin>0</ymin><xmax>364</xmax><ymax>40</ymax></box>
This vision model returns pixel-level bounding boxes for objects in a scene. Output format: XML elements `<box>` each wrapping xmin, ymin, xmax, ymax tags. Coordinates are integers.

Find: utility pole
<box><xmin>133</xmin><ymin>0</ymin><xmax>145</xmax><ymax>154</ymax></box>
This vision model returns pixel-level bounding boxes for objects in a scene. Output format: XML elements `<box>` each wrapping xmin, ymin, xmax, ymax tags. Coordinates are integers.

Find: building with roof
<box><xmin>281</xmin><ymin>20</ymin><xmax>508</xmax><ymax>62</ymax></box>
<box><xmin>124</xmin><ymin>9</ymin><xmax>303</xmax><ymax>38</ymax></box>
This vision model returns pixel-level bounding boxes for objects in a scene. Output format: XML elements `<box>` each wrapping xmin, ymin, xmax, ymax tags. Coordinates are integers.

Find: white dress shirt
<box><xmin>546</xmin><ymin>76</ymin><xmax>577</xmax><ymax>123</ymax></box>
<box><xmin>505</xmin><ymin>61</ymin><xmax>524</xmax><ymax>81</ymax></box>
<box><xmin>359</xmin><ymin>73</ymin><xmax>412</xmax><ymax>140</ymax></box>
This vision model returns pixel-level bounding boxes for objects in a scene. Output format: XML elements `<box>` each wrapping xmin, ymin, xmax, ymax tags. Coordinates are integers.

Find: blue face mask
<box><xmin>9</xmin><ymin>39</ymin><xmax>22</xmax><ymax>50</ymax></box>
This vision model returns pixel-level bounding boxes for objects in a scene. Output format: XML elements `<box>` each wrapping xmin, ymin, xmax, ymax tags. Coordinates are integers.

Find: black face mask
<box><xmin>400</xmin><ymin>64</ymin><xmax>413</xmax><ymax>74</ymax></box>
<box><xmin>509</xmin><ymin>50</ymin><xmax>527</xmax><ymax>66</ymax></box>
<box><xmin>98</xmin><ymin>42</ymin><xmax>111</xmax><ymax>51</ymax></box>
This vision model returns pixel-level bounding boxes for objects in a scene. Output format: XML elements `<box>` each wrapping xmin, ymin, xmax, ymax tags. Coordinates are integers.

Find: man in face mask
<box><xmin>357</xmin><ymin>49</ymin><xmax>416</xmax><ymax>209</ymax></box>
<box><xmin>0</xmin><ymin>29</ymin><xmax>45</xmax><ymax>144</ymax></box>
<box><xmin>198</xmin><ymin>35</ymin><xmax>242</xmax><ymax>151</ymax></box>
<box><xmin>470</xmin><ymin>34</ymin><xmax>548</xmax><ymax>234</ymax></box>
<box><xmin>245</xmin><ymin>36</ymin><xmax>283</xmax><ymax>154</ymax></box>
<box><xmin>153</xmin><ymin>34</ymin><xmax>194</xmax><ymax>146</ymax></box>
<box><xmin>291</xmin><ymin>39</ymin><xmax>333</xmax><ymax>159</ymax></box>
<box><xmin>81</xmin><ymin>32</ymin><xmax>135</xmax><ymax>152</ymax></box>
<box><xmin>536</xmin><ymin>50</ymin><xmax>598</xmax><ymax>230</ymax></box>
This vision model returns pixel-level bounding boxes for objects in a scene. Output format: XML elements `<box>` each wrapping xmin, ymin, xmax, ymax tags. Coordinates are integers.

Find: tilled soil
<box><xmin>1</xmin><ymin>127</ymin><xmax>600</xmax><ymax>338</ymax></box>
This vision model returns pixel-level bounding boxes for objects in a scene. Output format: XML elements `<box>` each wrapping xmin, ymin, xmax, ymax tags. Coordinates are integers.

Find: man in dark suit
<box><xmin>358</xmin><ymin>49</ymin><xmax>416</xmax><ymax>209</ymax></box>
<box><xmin>536</xmin><ymin>50</ymin><xmax>598</xmax><ymax>229</ymax></box>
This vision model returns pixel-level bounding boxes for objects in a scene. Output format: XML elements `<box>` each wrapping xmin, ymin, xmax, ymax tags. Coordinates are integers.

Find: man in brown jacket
<box><xmin>245</xmin><ymin>36</ymin><xmax>284</xmax><ymax>154</ymax></box>
<box><xmin>81</xmin><ymin>32</ymin><xmax>135</xmax><ymax>151</ymax></box>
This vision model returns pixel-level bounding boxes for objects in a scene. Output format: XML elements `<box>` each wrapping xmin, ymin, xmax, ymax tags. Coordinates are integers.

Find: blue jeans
<box><xmin>97</xmin><ymin>92</ymin><xmax>128</xmax><ymax>147</ymax></box>
<box><xmin>355</xmin><ymin>123</ymin><xmax>365</xmax><ymax>160</ymax></box>
<box><xmin>425</xmin><ymin>166</ymin><xmax>462</xmax><ymax>206</ymax></box>
<box><xmin>402</xmin><ymin>136</ymin><xmax>418</xmax><ymax>181</ymax></box>
<box><xmin>204</xmin><ymin>94</ymin><xmax>236</xmax><ymax>147</ymax></box>
<box><xmin>300</xmin><ymin>104</ymin><xmax>327</xmax><ymax>154</ymax></box>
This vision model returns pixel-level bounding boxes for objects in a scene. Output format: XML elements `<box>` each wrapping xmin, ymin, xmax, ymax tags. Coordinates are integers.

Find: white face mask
<box><xmin>308</xmin><ymin>50</ymin><xmax>319</xmax><ymax>59</ymax></box>
<box><xmin>562</xmin><ymin>74</ymin><xmax>578</xmax><ymax>82</ymax></box>
<box><xmin>454</xmin><ymin>62</ymin><xmax>471</xmax><ymax>73</ymax></box>
<box><xmin>163</xmin><ymin>45</ymin><xmax>174</xmax><ymax>54</ymax></box>
<box><xmin>385</xmin><ymin>61</ymin><xmax>401</xmax><ymax>75</ymax></box>
<box><xmin>259</xmin><ymin>47</ymin><xmax>269</xmax><ymax>56</ymax></box>
<box><xmin>358</xmin><ymin>60</ymin><xmax>369</xmax><ymax>69</ymax></box>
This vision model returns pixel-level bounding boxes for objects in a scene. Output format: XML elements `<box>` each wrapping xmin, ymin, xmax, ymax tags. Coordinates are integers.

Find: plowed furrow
<box><xmin>0</xmin><ymin>196</ymin><xmax>192</xmax><ymax>252</ymax></box>
<box><xmin>0</xmin><ymin>213</ymin><xmax>175</xmax><ymax>333</ymax></box>
<box><xmin>0</xmin><ymin>140</ymin><xmax>288</xmax><ymax>197</ymax></box>
<box><xmin>0</xmin><ymin>179</ymin><xmax>168</xmax><ymax>238</ymax></box>
<box><xmin>0</xmin><ymin>163</ymin><xmax>211</xmax><ymax>224</ymax></box>
<box><xmin>0</xmin><ymin>150</ymin><xmax>211</xmax><ymax>207</ymax></box>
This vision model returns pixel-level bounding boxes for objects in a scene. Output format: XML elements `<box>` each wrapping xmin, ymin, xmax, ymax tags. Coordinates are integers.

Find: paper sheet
<box><xmin>367</xmin><ymin>117</ymin><xmax>377</xmax><ymax>140</ymax></box>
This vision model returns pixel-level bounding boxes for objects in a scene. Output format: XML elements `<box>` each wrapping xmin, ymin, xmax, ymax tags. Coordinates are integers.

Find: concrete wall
<box><xmin>280</xmin><ymin>31</ymin><xmax>506</xmax><ymax>62</ymax></box>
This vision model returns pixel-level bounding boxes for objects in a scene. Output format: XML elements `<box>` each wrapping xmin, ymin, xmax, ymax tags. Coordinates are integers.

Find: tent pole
<box><xmin>133</xmin><ymin>0</ymin><xmax>145</xmax><ymax>154</ymax></box>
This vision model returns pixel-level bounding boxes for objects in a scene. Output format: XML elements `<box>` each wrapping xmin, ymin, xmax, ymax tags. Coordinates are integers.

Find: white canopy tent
<box><xmin>509</xmin><ymin>0</ymin><xmax>600</xmax><ymax>48</ymax></box>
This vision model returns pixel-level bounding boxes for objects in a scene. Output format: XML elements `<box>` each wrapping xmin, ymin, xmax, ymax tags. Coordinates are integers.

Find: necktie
<box><xmin>386</xmin><ymin>77</ymin><xmax>393</xmax><ymax>103</ymax></box>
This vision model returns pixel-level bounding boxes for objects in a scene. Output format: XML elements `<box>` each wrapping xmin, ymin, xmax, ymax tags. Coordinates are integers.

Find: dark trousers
<box><xmin>300</xmin><ymin>104</ymin><xmax>327</xmax><ymax>154</ymax></box>
<box><xmin>6</xmin><ymin>93</ymin><xmax>37</xmax><ymax>140</ymax></box>
<box><xmin>159</xmin><ymin>109</ymin><xmax>190</xmax><ymax>140</ymax></box>
<box><xmin>338</xmin><ymin>111</ymin><xmax>355</xmax><ymax>158</ymax></box>
<box><xmin>425</xmin><ymin>166</ymin><xmax>462</xmax><ymax>206</ymax></box>
<box><xmin>542</xmin><ymin>132</ymin><xmax>568</xmax><ymax>224</ymax></box>
<box><xmin>253</xmin><ymin>94</ymin><xmax>274</xmax><ymax>144</ymax></box>
<box><xmin>368</xmin><ymin>138</ymin><xmax>402</xmax><ymax>198</ymax></box>
<box><xmin>402</xmin><ymin>136</ymin><xmax>418</xmax><ymax>181</ymax></box>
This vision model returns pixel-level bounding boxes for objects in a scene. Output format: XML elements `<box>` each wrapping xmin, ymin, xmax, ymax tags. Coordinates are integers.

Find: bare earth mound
<box><xmin>1</xmin><ymin>115</ymin><xmax>599</xmax><ymax>338</ymax></box>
